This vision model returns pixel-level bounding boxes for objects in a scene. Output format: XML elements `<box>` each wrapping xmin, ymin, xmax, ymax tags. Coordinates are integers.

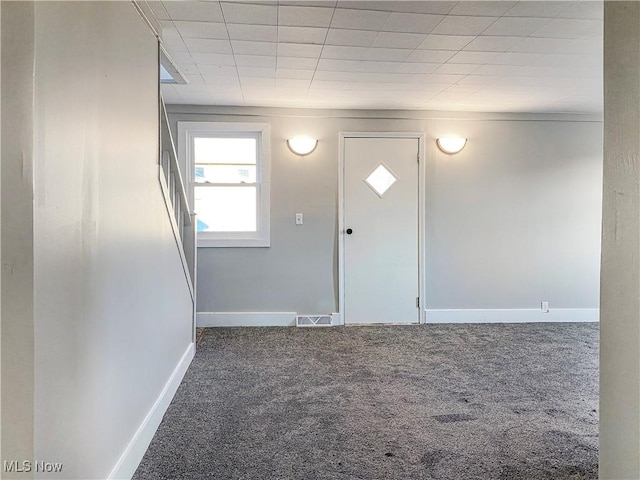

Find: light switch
<box><xmin>295</xmin><ymin>213</ymin><xmax>303</xmax><ymax>225</ymax></box>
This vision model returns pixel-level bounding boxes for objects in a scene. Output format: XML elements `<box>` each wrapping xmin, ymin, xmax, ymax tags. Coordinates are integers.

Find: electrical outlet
<box><xmin>541</xmin><ymin>301</ymin><xmax>550</xmax><ymax>313</ymax></box>
<box><xmin>295</xmin><ymin>213</ymin><xmax>303</xmax><ymax>225</ymax></box>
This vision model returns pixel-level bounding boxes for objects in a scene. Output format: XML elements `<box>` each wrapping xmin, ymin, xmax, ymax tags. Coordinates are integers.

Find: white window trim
<box><xmin>178</xmin><ymin>121</ymin><xmax>270</xmax><ymax>248</ymax></box>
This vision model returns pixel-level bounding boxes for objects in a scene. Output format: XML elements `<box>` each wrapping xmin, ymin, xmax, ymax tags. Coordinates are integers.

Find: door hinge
<box><xmin>416</xmin><ymin>297</ymin><xmax>420</xmax><ymax>308</ymax></box>
<box><xmin>417</xmin><ymin>153</ymin><xmax>420</xmax><ymax>163</ymax></box>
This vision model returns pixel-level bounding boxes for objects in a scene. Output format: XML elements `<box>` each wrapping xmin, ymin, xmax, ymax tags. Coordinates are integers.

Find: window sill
<box><xmin>197</xmin><ymin>237</ymin><xmax>270</xmax><ymax>248</ymax></box>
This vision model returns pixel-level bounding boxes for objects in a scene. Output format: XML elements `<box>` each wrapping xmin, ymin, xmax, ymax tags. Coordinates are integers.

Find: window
<box><xmin>178</xmin><ymin>122</ymin><xmax>270</xmax><ymax>247</ymax></box>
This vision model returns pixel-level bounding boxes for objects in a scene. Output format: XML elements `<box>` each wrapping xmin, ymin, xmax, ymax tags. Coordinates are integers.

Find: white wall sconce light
<box><xmin>436</xmin><ymin>137</ymin><xmax>467</xmax><ymax>155</ymax></box>
<box><xmin>287</xmin><ymin>136</ymin><xmax>318</xmax><ymax>156</ymax></box>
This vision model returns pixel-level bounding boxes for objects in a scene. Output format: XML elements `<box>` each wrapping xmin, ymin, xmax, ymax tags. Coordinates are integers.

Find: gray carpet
<box><xmin>133</xmin><ymin>323</ymin><xmax>598</xmax><ymax>480</ymax></box>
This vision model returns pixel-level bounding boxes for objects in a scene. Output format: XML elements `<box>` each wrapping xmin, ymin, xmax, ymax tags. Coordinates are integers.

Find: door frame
<box><xmin>338</xmin><ymin>132</ymin><xmax>426</xmax><ymax>325</ymax></box>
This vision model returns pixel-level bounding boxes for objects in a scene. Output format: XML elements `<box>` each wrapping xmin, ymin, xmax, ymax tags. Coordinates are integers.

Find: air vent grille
<box><xmin>296</xmin><ymin>315</ymin><xmax>334</xmax><ymax>327</ymax></box>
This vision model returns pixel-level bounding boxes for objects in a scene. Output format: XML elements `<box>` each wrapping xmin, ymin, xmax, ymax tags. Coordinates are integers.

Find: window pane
<box><xmin>195</xmin><ymin>186</ymin><xmax>256</xmax><ymax>232</ymax></box>
<box><xmin>364</xmin><ymin>164</ymin><xmax>397</xmax><ymax>197</ymax></box>
<box><xmin>195</xmin><ymin>165</ymin><xmax>256</xmax><ymax>184</ymax></box>
<box><xmin>194</xmin><ymin>137</ymin><xmax>257</xmax><ymax>165</ymax></box>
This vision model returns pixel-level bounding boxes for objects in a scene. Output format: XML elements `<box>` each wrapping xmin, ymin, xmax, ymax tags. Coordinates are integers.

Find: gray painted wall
<box><xmin>0</xmin><ymin>3</ymin><xmax>194</xmax><ymax>479</ymax></box>
<box><xmin>1</xmin><ymin>0</ymin><xmax>2</xmax><ymax>468</ymax></box>
<box><xmin>1</xmin><ymin>3</ymin><xmax>35</xmax><ymax>477</ymax></box>
<box><xmin>168</xmin><ymin>107</ymin><xmax>602</xmax><ymax>316</ymax></box>
<box><xmin>600</xmin><ymin>2</ymin><xmax>640</xmax><ymax>478</ymax></box>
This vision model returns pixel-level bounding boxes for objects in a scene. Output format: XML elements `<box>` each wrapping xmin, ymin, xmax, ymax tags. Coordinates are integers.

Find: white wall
<box><xmin>0</xmin><ymin>3</ymin><xmax>194</xmax><ymax>479</ymax></box>
<box><xmin>168</xmin><ymin>107</ymin><xmax>602</xmax><ymax>322</ymax></box>
<box><xmin>600</xmin><ymin>2</ymin><xmax>640</xmax><ymax>478</ymax></box>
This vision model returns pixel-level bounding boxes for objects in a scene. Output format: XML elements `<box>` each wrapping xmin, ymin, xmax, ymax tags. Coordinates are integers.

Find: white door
<box><xmin>343</xmin><ymin>136</ymin><xmax>420</xmax><ymax>325</ymax></box>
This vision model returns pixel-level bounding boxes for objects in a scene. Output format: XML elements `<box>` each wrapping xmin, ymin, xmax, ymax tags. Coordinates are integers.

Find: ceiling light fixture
<box><xmin>287</xmin><ymin>136</ymin><xmax>318</xmax><ymax>156</ymax></box>
<box><xmin>436</xmin><ymin>137</ymin><xmax>467</xmax><ymax>155</ymax></box>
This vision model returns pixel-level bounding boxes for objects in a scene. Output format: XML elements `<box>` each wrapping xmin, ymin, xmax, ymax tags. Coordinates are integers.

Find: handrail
<box><xmin>161</xmin><ymin>98</ymin><xmax>191</xmax><ymax>226</ymax></box>
<box><xmin>159</xmin><ymin>93</ymin><xmax>196</xmax><ymax>289</ymax></box>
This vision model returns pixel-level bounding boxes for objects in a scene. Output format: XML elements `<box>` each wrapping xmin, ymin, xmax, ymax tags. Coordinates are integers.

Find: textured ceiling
<box><xmin>152</xmin><ymin>1</ymin><xmax>603</xmax><ymax>113</ymax></box>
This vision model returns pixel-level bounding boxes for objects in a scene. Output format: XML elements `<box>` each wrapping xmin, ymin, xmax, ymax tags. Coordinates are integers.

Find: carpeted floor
<box><xmin>134</xmin><ymin>323</ymin><xmax>598</xmax><ymax>480</ymax></box>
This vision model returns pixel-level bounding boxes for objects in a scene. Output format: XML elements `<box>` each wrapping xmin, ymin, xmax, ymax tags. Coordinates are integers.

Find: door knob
<box><xmin>346</xmin><ymin>228</ymin><xmax>353</xmax><ymax>235</ymax></box>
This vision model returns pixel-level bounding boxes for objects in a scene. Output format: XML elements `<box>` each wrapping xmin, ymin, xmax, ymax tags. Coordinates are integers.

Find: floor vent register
<box><xmin>296</xmin><ymin>315</ymin><xmax>334</xmax><ymax>327</ymax></box>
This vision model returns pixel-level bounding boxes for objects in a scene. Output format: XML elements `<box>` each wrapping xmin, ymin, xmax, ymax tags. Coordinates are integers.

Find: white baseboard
<box><xmin>197</xmin><ymin>310</ymin><xmax>599</xmax><ymax>327</ymax></box>
<box><xmin>425</xmin><ymin>308</ymin><xmax>599</xmax><ymax>324</ymax></box>
<box><xmin>108</xmin><ymin>342</ymin><xmax>195</xmax><ymax>480</ymax></box>
<box><xmin>197</xmin><ymin>312</ymin><xmax>297</xmax><ymax>327</ymax></box>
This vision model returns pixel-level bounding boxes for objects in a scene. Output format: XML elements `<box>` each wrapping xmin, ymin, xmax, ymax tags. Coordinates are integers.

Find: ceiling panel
<box><xmin>372</xmin><ymin>32</ymin><xmax>427</xmax><ymax>49</ymax></box>
<box><xmin>321</xmin><ymin>45</ymin><xmax>368</xmax><ymax>60</ymax></box>
<box><xmin>448</xmin><ymin>1</ymin><xmax>516</xmax><ymax>17</ymax></box>
<box><xmin>173</xmin><ymin>21</ymin><xmax>228</xmax><ymax>39</ymax></box>
<box><xmin>184</xmin><ymin>38</ymin><xmax>232</xmax><ymax>54</ymax></box>
<box><xmin>191</xmin><ymin>53</ymin><xmax>235</xmax><ymax>66</ymax></box>
<box><xmin>276</xmin><ymin>78</ymin><xmax>312</xmax><ymax>88</ymax></box>
<box><xmin>234</xmin><ymin>54</ymin><xmax>277</xmax><ymax>68</ymax></box>
<box><xmin>278</xmin><ymin>5</ymin><xmax>334</xmax><ymax>27</ymax></box>
<box><xmin>406</xmin><ymin>49</ymin><xmax>456</xmax><ymax>63</ymax></box>
<box><xmin>198</xmin><ymin>64</ymin><xmax>237</xmax><ymax>76</ymax></box>
<box><xmin>325</xmin><ymin>28</ymin><xmax>378</xmax><ymax>47</ymax></box>
<box><xmin>277</xmin><ymin>56</ymin><xmax>319</xmax><ymax>69</ymax></box>
<box><xmin>220</xmin><ymin>2</ymin><xmax>278</xmax><ymax>25</ymax></box>
<box><xmin>237</xmin><ymin>66</ymin><xmax>276</xmax><ymax>78</ymax></box>
<box><xmin>396</xmin><ymin>63</ymin><xmax>440</xmax><ymax>74</ymax></box>
<box><xmin>560</xmin><ymin>2</ymin><xmax>603</xmax><ymax>20</ymax></box>
<box><xmin>504</xmin><ymin>1</ymin><xmax>572</xmax><ymax>18</ymax></box>
<box><xmin>363</xmin><ymin>47</ymin><xmax>413</xmax><ymax>62</ymax></box>
<box><xmin>485</xmin><ymin>17</ymin><xmax>552</xmax><ymax>37</ymax></box>
<box><xmin>231</xmin><ymin>40</ymin><xmax>277</xmax><ymax>56</ymax></box>
<box><xmin>531</xmin><ymin>18</ymin><xmax>601</xmax><ymax>39</ymax></box>
<box><xmin>463</xmin><ymin>36</ymin><xmax>522</xmax><ymax>52</ymax></box>
<box><xmin>488</xmin><ymin>52</ymin><xmax>546</xmax><ymax>66</ymax></box>
<box><xmin>227</xmin><ymin>24</ymin><xmax>277</xmax><ymax>42</ymax></box>
<box><xmin>276</xmin><ymin>69</ymin><xmax>316</xmax><ymax>80</ymax></box>
<box><xmin>278</xmin><ymin>26</ymin><xmax>328</xmax><ymax>44</ymax></box>
<box><xmin>162</xmin><ymin>2</ymin><xmax>224</xmax><ymax>22</ymax></box>
<box><xmin>435</xmin><ymin>63</ymin><xmax>481</xmax><ymax>75</ymax></box>
<box><xmin>340</xmin><ymin>1</ymin><xmax>455</xmax><ymax>15</ymax></box>
<box><xmin>201</xmin><ymin>75</ymin><xmax>240</xmax><ymax>86</ymax></box>
<box><xmin>382</xmin><ymin>13</ymin><xmax>444</xmax><ymax>34</ymax></box>
<box><xmin>432</xmin><ymin>15</ymin><xmax>498</xmax><ymax>35</ymax></box>
<box><xmin>157</xmin><ymin>0</ymin><xmax>603</xmax><ymax>113</ymax></box>
<box><xmin>330</xmin><ymin>8</ymin><xmax>390</xmax><ymax>30</ymax></box>
<box><xmin>418</xmin><ymin>34</ymin><xmax>475</xmax><ymax>51</ymax></box>
<box><xmin>277</xmin><ymin>42</ymin><xmax>323</xmax><ymax>58</ymax></box>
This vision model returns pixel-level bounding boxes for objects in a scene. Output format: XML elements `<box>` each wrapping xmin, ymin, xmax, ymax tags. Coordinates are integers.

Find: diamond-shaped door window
<box><xmin>364</xmin><ymin>164</ymin><xmax>397</xmax><ymax>197</ymax></box>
